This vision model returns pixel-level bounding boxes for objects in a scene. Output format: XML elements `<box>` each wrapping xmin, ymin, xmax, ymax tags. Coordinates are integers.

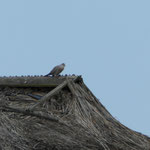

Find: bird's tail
<box><xmin>44</xmin><ymin>74</ymin><xmax>48</xmax><ymax>77</ymax></box>
<box><xmin>44</xmin><ymin>73</ymin><xmax>50</xmax><ymax>77</ymax></box>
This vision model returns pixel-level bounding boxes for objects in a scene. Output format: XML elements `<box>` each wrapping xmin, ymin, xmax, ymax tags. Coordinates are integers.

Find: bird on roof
<box><xmin>44</xmin><ymin>63</ymin><xmax>65</xmax><ymax>77</ymax></box>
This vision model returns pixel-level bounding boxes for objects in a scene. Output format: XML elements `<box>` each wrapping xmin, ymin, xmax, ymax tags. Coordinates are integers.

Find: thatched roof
<box><xmin>0</xmin><ymin>76</ymin><xmax>149</xmax><ymax>150</ymax></box>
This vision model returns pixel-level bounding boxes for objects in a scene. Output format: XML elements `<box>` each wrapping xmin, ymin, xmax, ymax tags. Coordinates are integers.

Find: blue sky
<box><xmin>0</xmin><ymin>0</ymin><xmax>150</xmax><ymax>136</ymax></box>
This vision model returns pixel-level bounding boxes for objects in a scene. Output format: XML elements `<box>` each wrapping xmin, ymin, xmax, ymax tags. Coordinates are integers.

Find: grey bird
<box><xmin>44</xmin><ymin>63</ymin><xmax>65</xmax><ymax>77</ymax></box>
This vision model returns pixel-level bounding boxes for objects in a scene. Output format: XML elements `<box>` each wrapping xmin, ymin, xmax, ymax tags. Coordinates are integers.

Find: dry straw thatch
<box><xmin>0</xmin><ymin>76</ymin><xmax>149</xmax><ymax>150</ymax></box>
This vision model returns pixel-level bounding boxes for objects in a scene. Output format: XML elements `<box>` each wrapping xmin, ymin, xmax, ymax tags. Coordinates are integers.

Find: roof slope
<box><xmin>0</xmin><ymin>76</ymin><xmax>149</xmax><ymax>150</ymax></box>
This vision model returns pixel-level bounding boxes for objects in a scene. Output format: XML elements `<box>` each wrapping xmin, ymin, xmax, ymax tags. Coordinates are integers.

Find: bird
<box><xmin>28</xmin><ymin>93</ymin><xmax>42</xmax><ymax>100</ymax></box>
<box><xmin>44</xmin><ymin>63</ymin><xmax>65</xmax><ymax>77</ymax></box>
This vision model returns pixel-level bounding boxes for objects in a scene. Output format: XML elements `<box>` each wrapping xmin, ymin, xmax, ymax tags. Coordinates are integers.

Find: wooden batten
<box><xmin>0</xmin><ymin>76</ymin><xmax>77</xmax><ymax>87</ymax></box>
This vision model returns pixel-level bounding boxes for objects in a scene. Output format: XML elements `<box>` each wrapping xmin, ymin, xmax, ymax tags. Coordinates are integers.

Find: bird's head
<box><xmin>61</xmin><ymin>63</ymin><xmax>65</xmax><ymax>67</ymax></box>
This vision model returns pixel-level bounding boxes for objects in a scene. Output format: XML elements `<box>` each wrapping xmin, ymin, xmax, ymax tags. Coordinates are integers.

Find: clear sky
<box><xmin>0</xmin><ymin>0</ymin><xmax>150</xmax><ymax>136</ymax></box>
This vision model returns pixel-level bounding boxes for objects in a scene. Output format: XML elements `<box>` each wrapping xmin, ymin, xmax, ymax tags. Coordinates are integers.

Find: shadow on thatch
<box><xmin>0</xmin><ymin>76</ymin><xmax>149</xmax><ymax>150</ymax></box>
